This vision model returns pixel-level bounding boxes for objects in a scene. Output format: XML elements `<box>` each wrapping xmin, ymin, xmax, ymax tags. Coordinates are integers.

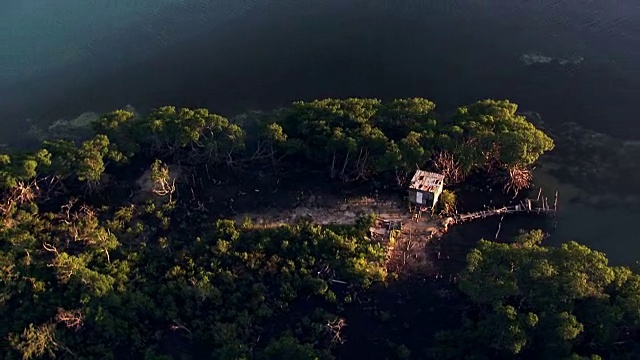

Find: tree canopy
<box><xmin>4</xmin><ymin>98</ymin><xmax>621</xmax><ymax>360</ymax></box>
<box><xmin>434</xmin><ymin>230</ymin><xmax>640</xmax><ymax>359</ymax></box>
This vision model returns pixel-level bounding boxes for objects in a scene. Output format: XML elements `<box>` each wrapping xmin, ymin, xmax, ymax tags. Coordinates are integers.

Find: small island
<box><xmin>1</xmin><ymin>98</ymin><xmax>637</xmax><ymax>359</ymax></box>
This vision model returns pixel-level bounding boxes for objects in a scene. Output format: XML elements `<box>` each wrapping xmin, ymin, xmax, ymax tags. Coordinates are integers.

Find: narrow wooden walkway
<box><xmin>452</xmin><ymin>192</ymin><xmax>558</xmax><ymax>224</ymax></box>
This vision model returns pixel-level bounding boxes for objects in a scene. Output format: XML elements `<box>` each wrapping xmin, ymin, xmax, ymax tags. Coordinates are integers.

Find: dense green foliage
<box><xmin>8</xmin><ymin>97</ymin><xmax>626</xmax><ymax>360</ymax></box>
<box><xmin>269</xmin><ymin>98</ymin><xmax>553</xmax><ymax>181</ymax></box>
<box><xmin>3</xmin><ymin>98</ymin><xmax>554</xmax><ymax>191</ymax></box>
<box><xmin>435</xmin><ymin>230</ymin><xmax>640</xmax><ymax>359</ymax></box>
<box><xmin>1</xmin><ymin>206</ymin><xmax>384</xmax><ymax>359</ymax></box>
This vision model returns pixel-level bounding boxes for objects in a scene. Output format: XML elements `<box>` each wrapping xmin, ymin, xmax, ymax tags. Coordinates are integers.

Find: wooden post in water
<box><xmin>495</xmin><ymin>215</ymin><xmax>504</xmax><ymax>240</ymax></box>
<box><xmin>554</xmin><ymin>191</ymin><xmax>558</xmax><ymax>214</ymax></box>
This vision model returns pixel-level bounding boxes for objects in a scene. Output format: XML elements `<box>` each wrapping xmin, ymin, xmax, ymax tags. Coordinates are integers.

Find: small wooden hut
<box><xmin>408</xmin><ymin>170</ymin><xmax>444</xmax><ymax>209</ymax></box>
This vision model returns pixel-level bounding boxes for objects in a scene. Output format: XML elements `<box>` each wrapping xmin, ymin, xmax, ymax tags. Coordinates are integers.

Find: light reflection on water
<box><xmin>1</xmin><ymin>0</ymin><xmax>639</xmax><ymax>130</ymax></box>
<box><xmin>0</xmin><ymin>0</ymin><xmax>271</xmax><ymax>82</ymax></box>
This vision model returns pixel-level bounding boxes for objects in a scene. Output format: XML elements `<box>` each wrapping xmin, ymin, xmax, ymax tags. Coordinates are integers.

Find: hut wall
<box><xmin>408</xmin><ymin>189</ymin><xmax>436</xmax><ymax>206</ymax></box>
<box><xmin>407</xmin><ymin>189</ymin><xmax>418</xmax><ymax>204</ymax></box>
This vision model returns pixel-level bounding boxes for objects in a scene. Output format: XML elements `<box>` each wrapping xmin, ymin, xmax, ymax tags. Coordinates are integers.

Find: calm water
<box><xmin>1</xmin><ymin>0</ymin><xmax>639</xmax><ymax>262</ymax></box>
<box><xmin>2</xmin><ymin>0</ymin><xmax>640</xmax><ymax>139</ymax></box>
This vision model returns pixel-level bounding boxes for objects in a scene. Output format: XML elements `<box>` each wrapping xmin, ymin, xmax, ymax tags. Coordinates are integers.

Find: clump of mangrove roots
<box><xmin>433</xmin><ymin>151</ymin><xmax>463</xmax><ymax>184</ymax></box>
<box><xmin>55</xmin><ymin>308</ymin><xmax>84</xmax><ymax>331</ymax></box>
<box><xmin>0</xmin><ymin>180</ymin><xmax>39</xmax><ymax>217</ymax></box>
<box><xmin>502</xmin><ymin>165</ymin><xmax>533</xmax><ymax>197</ymax></box>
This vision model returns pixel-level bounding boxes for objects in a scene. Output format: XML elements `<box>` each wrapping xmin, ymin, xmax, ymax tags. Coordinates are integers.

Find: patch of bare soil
<box><xmin>233</xmin><ymin>193</ymin><xmax>407</xmax><ymax>227</ymax></box>
<box><xmin>385</xmin><ymin>215</ymin><xmax>445</xmax><ymax>277</ymax></box>
<box><xmin>235</xmin><ymin>187</ymin><xmax>449</xmax><ymax>279</ymax></box>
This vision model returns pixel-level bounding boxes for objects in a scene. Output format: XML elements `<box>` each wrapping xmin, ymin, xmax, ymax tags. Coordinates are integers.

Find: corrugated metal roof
<box><xmin>409</xmin><ymin>170</ymin><xmax>444</xmax><ymax>193</ymax></box>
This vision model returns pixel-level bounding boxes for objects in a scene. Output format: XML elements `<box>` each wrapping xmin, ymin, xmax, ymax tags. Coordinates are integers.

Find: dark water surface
<box><xmin>2</xmin><ymin>0</ymin><xmax>639</xmax><ymax>262</ymax></box>
<box><xmin>2</xmin><ymin>0</ymin><xmax>640</xmax><ymax>139</ymax></box>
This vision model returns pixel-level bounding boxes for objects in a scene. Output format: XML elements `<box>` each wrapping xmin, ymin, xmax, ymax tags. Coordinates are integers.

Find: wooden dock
<box><xmin>451</xmin><ymin>190</ymin><xmax>558</xmax><ymax>224</ymax></box>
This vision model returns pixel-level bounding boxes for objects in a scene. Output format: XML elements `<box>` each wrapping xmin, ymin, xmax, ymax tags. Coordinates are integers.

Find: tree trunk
<box><xmin>330</xmin><ymin>152</ymin><xmax>336</xmax><ymax>178</ymax></box>
<box><xmin>340</xmin><ymin>150</ymin><xmax>351</xmax><ymax>179</ymax></box>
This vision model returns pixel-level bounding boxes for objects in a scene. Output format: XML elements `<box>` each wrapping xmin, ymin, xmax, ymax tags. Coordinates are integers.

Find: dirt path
<box><xmin>384</xmin><ymin>215</ymin><xmax>444</xmax><ymax>276</ymax></box>
<box><xmin>234</xmin><ymin>190</ymin><xmax>447</xmax><ymax>279</ymax></box>
<box><xmin>233</xmin><ymin>194</ymin><xmax>406</xmax><ymax>227</ymax></box>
